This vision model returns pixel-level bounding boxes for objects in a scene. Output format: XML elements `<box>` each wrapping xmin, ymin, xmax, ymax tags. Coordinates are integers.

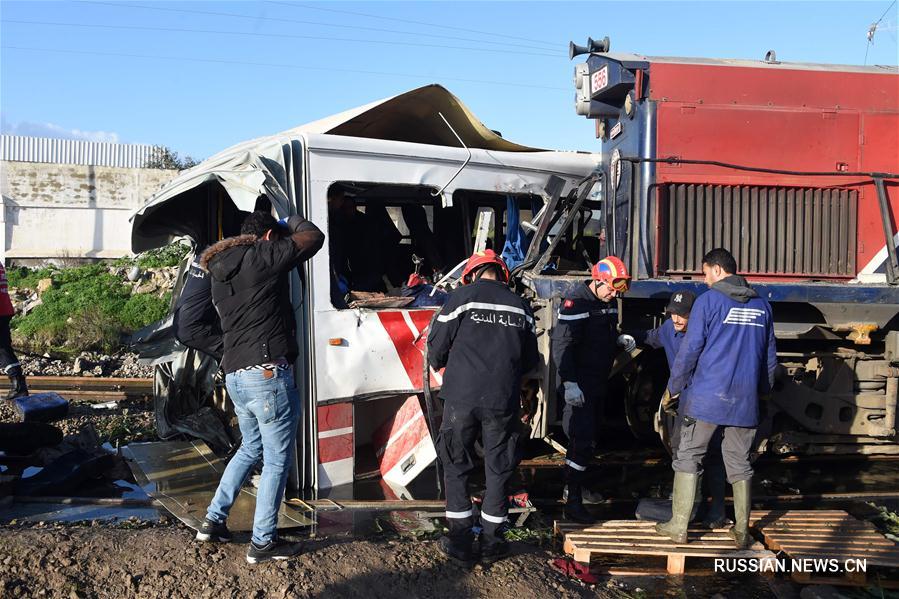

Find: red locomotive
<box><xmin>551</xmin><ymin>38</ymin><xmax>899</xmax><ymax>454</ymax></box>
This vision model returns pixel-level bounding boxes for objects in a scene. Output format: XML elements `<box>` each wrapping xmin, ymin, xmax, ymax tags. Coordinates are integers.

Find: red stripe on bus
<box><xmin>377</xmin><ymin>311</ymin><xmax>426</xmax><ymax>388</ymax></box>
<box><xmin>317</xmin><ymin>403</ymin><xmax>352</xmax><ymax>432</ymax></box>
<box><xmin>318</xmin><ymin>433</ymin><xmax>354</xmax><ymax>464</ymax></box>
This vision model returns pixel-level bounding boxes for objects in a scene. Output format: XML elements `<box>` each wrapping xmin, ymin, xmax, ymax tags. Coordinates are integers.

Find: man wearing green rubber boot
<box><xmin>655</xmin><ymin>249</ymin><xmax>777</xmax><ymax>549</ymax></box>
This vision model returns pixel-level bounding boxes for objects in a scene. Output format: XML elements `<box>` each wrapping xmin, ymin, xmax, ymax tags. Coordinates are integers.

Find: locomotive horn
<box><xmin>569</xmin><ymin>41</ymin><xmax>591</xmax><ymax>60</ymax></box>
<box><xmin>569</xmin><ymin>36</ymin><xmax>611</xmax><ymax>60</ymax></box>
<box><xmin>589</xmin><ymin>36</ymin><xmax>610</xmax><ymax>53</ymax></box>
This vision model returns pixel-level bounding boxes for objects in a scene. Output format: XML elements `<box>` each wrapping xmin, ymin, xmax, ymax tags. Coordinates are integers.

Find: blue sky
<box><xmin>1</xmin><ymin>1</ymin><xmax>896</xmax><ymax>160</ymax></box>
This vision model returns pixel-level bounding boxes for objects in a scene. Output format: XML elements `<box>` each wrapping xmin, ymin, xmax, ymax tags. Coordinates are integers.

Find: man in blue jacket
<box><xmin>655</xmin><ymin>248</ymin><xmax>777</xmax><ymax>549</ymax></box>
<box><xmin>619</xmin><ymin>291</ymin><xmax>728</xmax><ymax>529</ymax></box>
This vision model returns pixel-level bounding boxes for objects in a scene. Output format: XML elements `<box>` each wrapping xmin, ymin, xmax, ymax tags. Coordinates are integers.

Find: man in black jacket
<box><xmin>195</xmin><ymin>211</ymin><xmax>324</xmax><ymax>564</ymax></box>
<box><xmin>428</xmin><ymin>249</ymin><xmax>538</xmax><ymax>564</ymax></box>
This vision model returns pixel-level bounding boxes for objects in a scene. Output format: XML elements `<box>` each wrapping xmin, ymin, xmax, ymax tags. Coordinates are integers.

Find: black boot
<box><xmin>439</xmin><ymin>516</ymin><xmax>475</xmax><ymax>564</ymax></box>
<box><xmin>439</xmin><ymin>535</ymin><xmax>474</xmax><ymax>564</ymax></box>
<box><xmin>6</xmin><ymin>367</ymin><xmax>28</xmax><ymax>401</ymax></box>
<box><xmin>563</xmin><ymin>466</ymin><xmax>596</xmax><ymax>525</ymax></box>
<box><xmin>479</xmin><ymin>536</ymin><xmax>510</xmax><ymax>564</ymax></box>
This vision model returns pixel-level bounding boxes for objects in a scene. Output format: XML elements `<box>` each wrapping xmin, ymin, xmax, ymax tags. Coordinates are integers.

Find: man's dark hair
<box><xmin>241</xmin><ymin>211</ymin><xmax>279</xmax><ymax>237</ymax></box>
<box><xmin>702</xmin><ymin>248</ymin><xmax>737</xmax><ymax>274</ymax></box>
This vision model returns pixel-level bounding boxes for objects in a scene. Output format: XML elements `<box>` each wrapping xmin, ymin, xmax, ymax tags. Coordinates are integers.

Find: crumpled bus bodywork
<box><xmin>130</xmin><ymin>85</ymin><xmax>600</xmax><ymax>495</ymax></box>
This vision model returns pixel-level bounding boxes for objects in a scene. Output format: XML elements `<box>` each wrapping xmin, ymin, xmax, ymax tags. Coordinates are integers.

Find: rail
<box><xmin>0</xmin><ymin>376</ymin><xmax>153</xmax><ymax>400</ymax></box>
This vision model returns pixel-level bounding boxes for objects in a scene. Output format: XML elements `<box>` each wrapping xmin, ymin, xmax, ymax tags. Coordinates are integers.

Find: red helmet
<box><xmin>591</xmin><ymin>256</ymin><xmax>631</xmax><ymax>292</ymax></box>
<box><xmin>461</xmin><ymin>249</ymin><xmax>510</xmax><ymax>284</ymax></box>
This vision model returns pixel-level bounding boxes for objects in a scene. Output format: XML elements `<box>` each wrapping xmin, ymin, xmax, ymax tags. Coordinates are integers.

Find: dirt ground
<box><xmin>0</xmin><ymin>522</ymin><xmax>613</xmax><ymax>599</ymax></box>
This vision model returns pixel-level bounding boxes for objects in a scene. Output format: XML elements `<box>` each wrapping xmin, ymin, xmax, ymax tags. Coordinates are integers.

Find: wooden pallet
<box><xmin>555</xmin><ymin>519</ymin><xmax>775</xmax><ymax>575</ymax></box>
<box><xmin>751</xmin><ymin>509</ymin><xmax>899</xmax><ymax>587</ymax></box>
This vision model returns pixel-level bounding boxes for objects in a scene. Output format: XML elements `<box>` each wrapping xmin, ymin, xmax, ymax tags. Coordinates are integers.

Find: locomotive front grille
<box><xmin>661</xmin><ymin>184</ymin><xmax>857</xmax><ymax>278</ymax></box>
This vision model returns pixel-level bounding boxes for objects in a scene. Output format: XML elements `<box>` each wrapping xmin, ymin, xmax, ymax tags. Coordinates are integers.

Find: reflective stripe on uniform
<box><xmin>558</xmin><ymin>312</ymin><xmax>589</xmax><ymax>321</ymax></box>
<box><xmin>480</xmin><ymin>511</ymin><xmax>507</xmax><ymax>524</ymax></box>
<box><xmin>558</xmin><ymin>308</ymin><xmax>617</xmax><ymax>320</ymax></box>
<box><xmin>565</xmin><ymin>459</ymin><xmax>587</xmax><ymax>471</ymax></box>
<box><xmin>437</xmin><ymin>301</ymin><xmax>535</xmax><ymax>326</ymax></box>
<box><xmin>445</xmin><ymin>509</ymin><xmax>473</xmax><ymax>519</ymax></box>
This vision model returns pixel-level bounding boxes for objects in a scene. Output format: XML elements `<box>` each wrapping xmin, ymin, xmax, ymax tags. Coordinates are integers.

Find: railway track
<box><xmin>0</xmin><ymin>376</ymin><xmax>153</xmax><ymax>401</ymax></box>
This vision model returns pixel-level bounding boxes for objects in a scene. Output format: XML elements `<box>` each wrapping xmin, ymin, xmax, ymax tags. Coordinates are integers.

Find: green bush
<box><xmin>7</xmin><ymin>265</ymin><xmax>57</xmax><ymax>290</ymax></box>
<box><xmin>120</xmin><ymin>292</ymin><xmax>171</xmax><ymax>330</ymax></box>
<box><xmin>10</xmin><ymin>262</ymin><xmax>173</xmax><ymax>354</ymax></box>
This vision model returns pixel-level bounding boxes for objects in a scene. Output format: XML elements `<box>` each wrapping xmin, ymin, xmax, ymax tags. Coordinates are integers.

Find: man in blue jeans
<box><xmin>196</xmin><ymin>210</ymin><xmax>324</xmax><ymax>563</ymax></box>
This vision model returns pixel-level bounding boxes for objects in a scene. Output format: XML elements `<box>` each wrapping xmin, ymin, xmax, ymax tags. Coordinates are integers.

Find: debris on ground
<box><xmin>0</xmin><ymin>397</ymin><xmax>154</xmax><ymax>446</ymax></box>
<box><xmin>0</xmin><ymin>417</ymin><xmax>138</xmax><ymax>500</ymax></box>
<box><xmin>866</xmin><ymin>503</ymin><xmax>899</xmax><ymax>543</ymax></box>
<box><xmin>550</xmin><ymin>557</ymin><xmax>602</xmax><ymax>585</ymax></box>
<box><xmin>0</xmin><ymin>422</ymin><xmax>63</xmax><ymax>454</ymax></box>
<box><xmin>12</xmin><ymin>393</ymin><xmax>69</xmax><ymax>423</ymax></box>
<box><xmin>15</xmin><ymin>449</ymin><xmax>117</xmax><ymax>497</ymax></box>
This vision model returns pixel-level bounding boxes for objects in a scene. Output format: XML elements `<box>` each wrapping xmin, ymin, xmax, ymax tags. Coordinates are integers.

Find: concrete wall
<box><xmin>0</xmin><ymin>161</ymin><xmax>179</xmax><ymax>260</ymax></box>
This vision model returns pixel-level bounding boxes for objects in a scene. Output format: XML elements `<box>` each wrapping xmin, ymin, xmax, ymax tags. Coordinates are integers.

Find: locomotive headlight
<box><xmin>624</xmin><ymin>90</ymin><xmax>636</xmax><ymax>119</ymax></box>
<box><xmin>574</xmin><ymin>63</ymin><xmax>588</xmax><ymax>90</ymax></box>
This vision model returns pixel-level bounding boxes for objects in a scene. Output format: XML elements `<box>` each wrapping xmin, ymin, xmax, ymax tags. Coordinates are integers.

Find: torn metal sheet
<box><xmin>122</xmin><ymin>441</ymin><xmax>313</xmax><ymax>531</ymax></box>
<box><xmin>294</xmin><ymin>84</ymin><xmax>541</xmax><ymax>151</ymax></box>
<box><xmin>130</xmin><ymin>84</ymin><xmax>598</xmax><ymax>253</ymax></box>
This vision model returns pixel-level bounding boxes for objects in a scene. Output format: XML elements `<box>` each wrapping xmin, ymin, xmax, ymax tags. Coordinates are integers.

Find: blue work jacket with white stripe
<box><xmin>634</xmin><ymin>319</ymin><xmax>684</xmax><ymax>370</ymax></box>
<box><xmin>551</xmin><ymin>282</ymin><xmax>618</xmax><ymax>390</ymax></box>
<box><xmin>667</xmin><ymin>276</ymin><xmax>778</xmax><ymax>427</ymax></box>
<box><xmin>427</xmin><ymin>279</ymin><xmax>538</xmax><ymax>412</ymax></box>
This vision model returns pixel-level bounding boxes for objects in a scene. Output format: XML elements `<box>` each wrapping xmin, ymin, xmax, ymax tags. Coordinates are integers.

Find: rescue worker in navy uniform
<box><xmin>656</xmin><ymin>248</ymin><xmax>777</xmax><ymax>549</ymax></box>
<box><xmin>619</xmin><ymin>291</ymin><xmax>729</xmax><ymax>529</ymax></box>
<box><xmin>552</xmin><ymin>256</ymin><xmax>631</xmax><ymax>524</ymax></box>
<box><xmin>174</xmin><ymin>256</ymin><xmax>224</xmax><ymax>361</ymax></box>
<box><xmin>428</xmin><ymin>249</ymin><xmax>538</xmax><ymax>564</ymax></box>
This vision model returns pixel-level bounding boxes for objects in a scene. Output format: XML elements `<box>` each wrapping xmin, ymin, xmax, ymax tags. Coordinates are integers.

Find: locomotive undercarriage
<box><xmin>523</xmin><ymin>266</ymin><xmax>899</xmax><ymax>457</ymax></box>
<box><xmin>622</xmin><ymin>327</ymin><xmax>899</xmax><ymax>457</ymax></box>
<box><xmin>765</xmin><ymin>336</ymin><xmax>899</xmax><ymax>455</ymax></box>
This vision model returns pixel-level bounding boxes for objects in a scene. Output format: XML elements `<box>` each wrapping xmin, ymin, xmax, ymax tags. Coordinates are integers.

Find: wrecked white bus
<box><xmin>129</xmin><ymin>85</ymin><xmax>601</xmax><ymax>496</ymax></box>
